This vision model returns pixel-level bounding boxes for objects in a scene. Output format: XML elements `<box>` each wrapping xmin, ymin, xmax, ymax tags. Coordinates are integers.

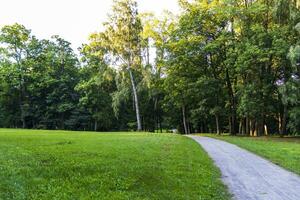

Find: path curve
<box><xmin>188</xmin><ymin>136</ymin><xmax>300</xmax><ymax>200</ymax></box>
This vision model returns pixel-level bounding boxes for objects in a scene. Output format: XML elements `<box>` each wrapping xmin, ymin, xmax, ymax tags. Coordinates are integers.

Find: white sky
<box><xmin>0</xmin><ymin>0</ymin><xmax>180</xmax><ymax>51</ymax></box>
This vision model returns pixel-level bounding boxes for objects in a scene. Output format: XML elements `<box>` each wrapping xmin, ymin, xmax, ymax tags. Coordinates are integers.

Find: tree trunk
<box><xmin>60</xmin><ymin>114</ymin><xmax>65</xmax><ymax>130</ymax></box>
<box><xmin>154</xmin><ymin>97</ymin><xmax>158</xmax><ymax>133</ymax></box>
<box><xmin>259</xmin><ymin>116</ymin><xmax>265</xmax><ymax>136</ymax></box>
<box><xmin>239</xmin><ymin>120</ymin><xmax>242</xmax><ymax>135</ymax></box>
<box><xmin>188</xmin><ymin>121</ymin><xmax>191</xmax><ymax>134</ymax></box>
<box><xmin>159</xmin><ymin>118</ymin><xmax>162</xmax><ymax>133</ymax></box>
<box><xmin>250</xmin><ymin>119</ymin><xmax>254</xmax><ymax>136</ymax></box>
<box><xmin>264</xmin><ymin>125</ymin><xmax>268</xmax><ymax>136</ymax></box>
<box><xmin>16</xmin><ymin>54</ymin><xmax>26</xmax><ymax>129</ymax></box>
<box><xmin>20</xmin><ymin>103</ymin><xmax>26</xmax><ymax>129</ymax></box>
<box><xmin>246</xmin><ymin>117</ymin><xmax>250</xmax><ymax>135</ymax></box>
<box><xmin>280</xmin><ymin>105</ymin><xmax>287</xmax><ymax>136</ymax></box>
<box><xmin>94</xmin><ymin>120</ymin><xmax>98</xmax><ymax>131</ymax></box>
<box><xmin>229</xmin><ymin>117</ymin><xmax>232</xmax><ymax>134</ymax></box>
<box><xmin>20</xmin><ymin>78</ymin><xmax>26</xmax><ymax>129</ymax></box>
<box><xmin>215</xmin><ymin>115</ymin><xmax>220</xmax><ymax>135</ymax></box>
<box><xmin>225</xmin><ymin>69</ymin><xmax>237</xmax><ymax>135</ymax></box>
<box><xmin>128</xmin><ymin>68</ymin><xmax>142</xmax><ymax>131</ymax></box>
<box><xmin>182</xmin><ymin>106</ymin><xmax>188</xmax><ymax>134</ymax></box>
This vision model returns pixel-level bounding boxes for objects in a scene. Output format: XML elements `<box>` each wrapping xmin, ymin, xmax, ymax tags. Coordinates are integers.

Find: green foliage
<box><xmin>77</xmin><ymin>42</ymin><xmax>117</xmax><ymax>131</ymax></box>
<box><xmin>98</xmin><ymin>0</ymin><xmax>144</xmax><ymax>131</ymax></box>
<box><xmin>1</xmin><ymin>0</ymin><xmax>300</xmax><ymax>134</ymax></box>
<box><xmin>162</xmin><ymin>0</ymin><xmax>300</xmax><ymax>135</ymax></box>
<box><xmin>0</xmin><ymin>24</ymin><xmax>81</xmax><ymax>130</ymax></box>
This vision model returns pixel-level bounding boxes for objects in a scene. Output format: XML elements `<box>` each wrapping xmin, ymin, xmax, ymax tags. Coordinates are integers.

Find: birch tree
<box><xmin>102</xmin><ymin>0</ymin><xmax>143</xmax><ymax>131</ymax></box>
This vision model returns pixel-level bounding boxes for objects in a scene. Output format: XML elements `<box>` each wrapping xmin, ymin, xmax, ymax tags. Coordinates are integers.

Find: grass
<box><xmin>0</xmin><ymin>129</ymin><xmax>230</xmax><ymax>200</ymax></box>
<box><xmin>203</xmin><ymin>134</ymin><xmax>300</xmax><ymax>175</ymax></box>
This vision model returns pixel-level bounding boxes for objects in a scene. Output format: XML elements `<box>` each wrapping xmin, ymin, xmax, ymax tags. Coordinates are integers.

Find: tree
<box><xmin>0</xmin><ymin>0</ymin><xmax>300</xmax><ymax>135</ymax></box>
<box><xmin>0</xmin><ymin>24</ymin><xmax>32</xmax><ymax>128</ymax></box>
<box><xmin>101</xmin><ymin>0</ymin><xmax>143</xmax><ymax>131</ymax></box>
<box><xmin>140</xmin><ymin>11</ymin><xmax>176</xmax><ymax>132</ymax></box>
<box><xmin>76</xmin><ymin>40</ymin><xmax>117</xmax><ymax>131</ymax></box>
<box><xmin>40</xmin><ymin>36</ymin><xmax>80</xmax><ymax>129</ymax></box>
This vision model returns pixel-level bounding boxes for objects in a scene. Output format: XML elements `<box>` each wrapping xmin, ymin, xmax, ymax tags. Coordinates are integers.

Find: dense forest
<box><xmin>0</xmin><ymin>0</ymin><xmax>299</xmax><ymax>135</ymax></box>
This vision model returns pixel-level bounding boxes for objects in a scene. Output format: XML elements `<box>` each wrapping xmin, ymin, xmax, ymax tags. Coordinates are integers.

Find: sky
<box><xmin>0</xmin><ymin>0</ymin><xmax>180</xmax><ymax>51</ymax></box>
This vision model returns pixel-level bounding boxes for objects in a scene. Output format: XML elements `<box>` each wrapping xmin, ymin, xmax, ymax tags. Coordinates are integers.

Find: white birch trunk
<box><xmin>182</xmin><ymin>106</ymin><xmax>188</xmax><ymax>134</ymax></box>
<box><xmin>129</xmin><ymin>68</ymin><xmax>142</xmax><ymax>131</ymax></box>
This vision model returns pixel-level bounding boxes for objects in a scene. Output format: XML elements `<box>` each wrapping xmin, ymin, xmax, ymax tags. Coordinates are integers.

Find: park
<box><xmin>0</xmin><ymin>0</ymin><xmax>300</xmax><ymax>199</ymax></box>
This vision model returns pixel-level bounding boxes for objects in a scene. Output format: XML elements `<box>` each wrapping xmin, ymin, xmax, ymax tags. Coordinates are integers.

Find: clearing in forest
<box><xmin>0</xmin><ymin>129</ymin><xmax>229</xmax><ymax>200</ymax></box>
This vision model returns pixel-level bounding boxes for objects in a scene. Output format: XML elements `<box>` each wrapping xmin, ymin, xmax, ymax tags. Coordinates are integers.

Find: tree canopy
<box><xmin>0</xmin><ymin>0</ymin><xmax>299</xmax><ymax>135</ymax></box>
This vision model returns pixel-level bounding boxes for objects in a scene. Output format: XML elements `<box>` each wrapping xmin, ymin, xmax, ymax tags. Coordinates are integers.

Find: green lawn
<box><xmin>0</xmin><ymin>129</ymin><xmax>229</xmax><ymax>200</ymax></box>
<box><xmin>204</xmin><ymin>134</ymin><xmax>300</xmax><ymax>175</ymax></box>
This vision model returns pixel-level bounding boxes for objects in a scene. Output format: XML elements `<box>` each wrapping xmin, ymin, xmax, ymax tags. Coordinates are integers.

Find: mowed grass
<box><xmin>0</xmin><ymin>129</ymin><xmax>230</xmax><ymax>200</ymax></box>
<box><xmin>205</xmin><ymin>134</ymin><xmax>300</xmax><ymax>175</ymax></box>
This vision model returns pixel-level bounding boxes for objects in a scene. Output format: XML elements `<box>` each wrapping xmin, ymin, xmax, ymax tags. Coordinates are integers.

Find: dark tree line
<box><xmin>0</xmin><ymin>0</ymin><xmax>300</xmax><ymax>135</ymax></box>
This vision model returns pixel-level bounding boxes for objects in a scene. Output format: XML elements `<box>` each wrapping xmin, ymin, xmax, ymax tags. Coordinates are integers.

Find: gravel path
<box><xmin>188</xmin><ymin>136</ymin><xmax>300</xmax><ymax>200</ymax></box>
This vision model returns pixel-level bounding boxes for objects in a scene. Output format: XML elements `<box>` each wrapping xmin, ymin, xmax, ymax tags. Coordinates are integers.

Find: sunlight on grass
<box><xmin>0</xmin><ymin>129</ymin><xmax>230</xmax><ymax>200</ymax></box>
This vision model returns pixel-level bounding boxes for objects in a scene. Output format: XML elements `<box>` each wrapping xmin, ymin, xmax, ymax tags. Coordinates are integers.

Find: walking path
<box><xmin>188</xmin><ymin>136</ymin><xmax>300</xmax><ymax>200</ymax></box>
